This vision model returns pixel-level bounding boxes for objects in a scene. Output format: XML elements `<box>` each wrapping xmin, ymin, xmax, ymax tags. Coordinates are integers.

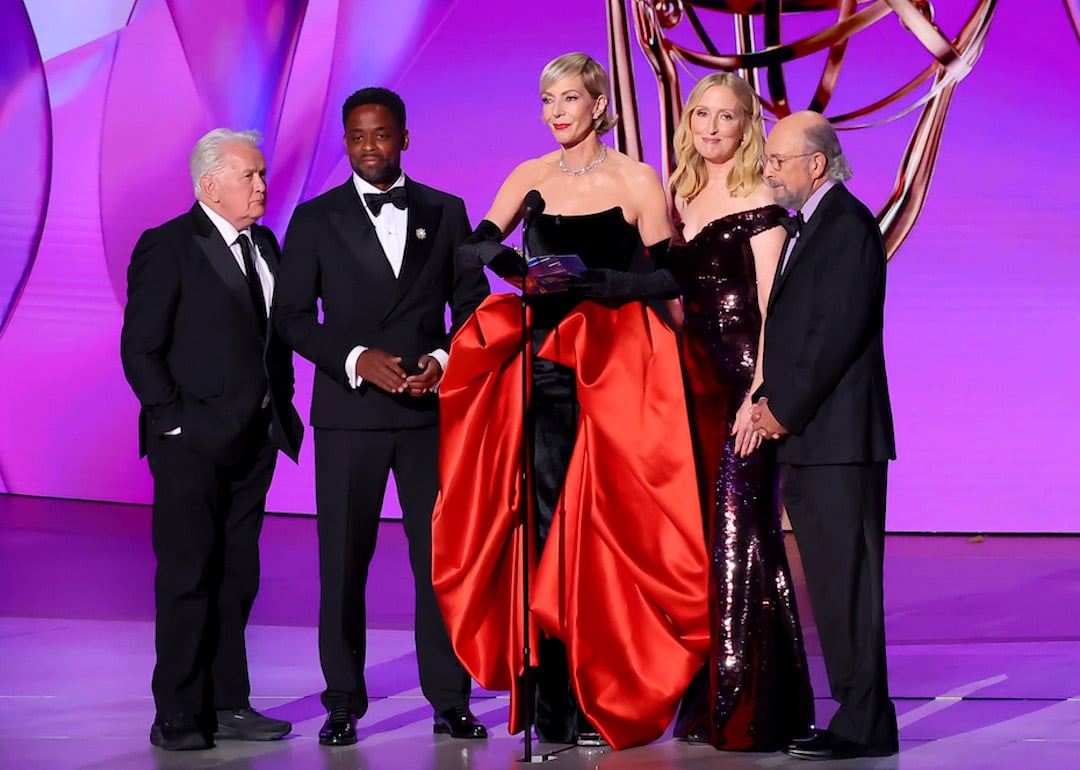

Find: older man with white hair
<box><xmin>121</xmin><ymin>128</ymin><xmax>303</xmax><ymax>751</ymax></box>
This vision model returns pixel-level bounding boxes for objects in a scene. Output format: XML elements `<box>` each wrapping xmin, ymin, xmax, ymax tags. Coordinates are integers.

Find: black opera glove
<box><xmin>454</xmin><ymin>219</ymin><xmax>526</xmax><ymax>278</ymax></box>
<box><xmin>575</xmin><ymin>239</ymin><xmax>680</xmax><ymax>300</ymax></box>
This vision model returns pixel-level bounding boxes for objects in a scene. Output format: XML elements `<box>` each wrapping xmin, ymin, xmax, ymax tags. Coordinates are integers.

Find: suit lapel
<box><xmin>327</xmin><ymin>181</ymin><xmax>397</xmax><ymax>284</ymax></box>
<box><xmin>385</xmin><ymin>182</ymin><xmax>442</xmax><ymax>318</ymax></box>
<box><xmin>249</xmin><ymin>226</ymin><xmax>279</xmax><ymax>349</ymax></box>
<box><xmin>767</xmin><ymin>233</ymin><xmax>791</xmax><ymax>310</ymax></box>
<box><xmin>251</xmin><ymin>226</ymin><xmax>279</xmax><ymax>274</ymax></box>
<box><xmin>191</xmin><ymin>204</ymin><xmax>264</xmax><ymax>339</ymax></box>
<box><xmin>767</xmin><ymin>185</ymin><xmax>843</xmax><ymax>312</ymax></box>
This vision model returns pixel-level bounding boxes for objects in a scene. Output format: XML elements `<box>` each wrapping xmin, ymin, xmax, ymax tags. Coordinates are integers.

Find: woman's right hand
<box><xmin>731</xmin><ymin>398</ymin><xmax>764</xmax><ymax>458</ymax></box>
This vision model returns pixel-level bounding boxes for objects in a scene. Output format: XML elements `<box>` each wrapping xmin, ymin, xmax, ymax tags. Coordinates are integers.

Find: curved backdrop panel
<box><xmin>0</xmin><ymin>0</ymin><xmax>1077</xmax><ymax>532</ymax></box>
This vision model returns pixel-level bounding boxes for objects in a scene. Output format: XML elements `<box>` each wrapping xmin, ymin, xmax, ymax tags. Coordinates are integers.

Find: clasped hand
<box><xmin>355</xmin><ymin>349</ymin><xmax>441</xmax><ymax>397</ymax></box>
<box><xmin>749</xmin><ymin>397</ymin><xmax>788</xmax><ymax>441</ymax></box>
<box><xmin>731</xmin><ymin>398</ymin><xmax>764</xmax><ymax>458</ymax></box>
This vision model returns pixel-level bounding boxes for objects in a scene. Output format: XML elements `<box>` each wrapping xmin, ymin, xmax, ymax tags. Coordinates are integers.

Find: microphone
<box><xmin>523</xmin><ymin>190</ymin><xmax>545</xmax><ymax>224</ymax></box>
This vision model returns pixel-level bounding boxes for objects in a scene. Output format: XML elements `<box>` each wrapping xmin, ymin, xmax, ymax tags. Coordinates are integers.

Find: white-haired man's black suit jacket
<box><xmin>121</xmin><ymin>202</ymin><xmax>302</xmax><ymax>722</ymax></box>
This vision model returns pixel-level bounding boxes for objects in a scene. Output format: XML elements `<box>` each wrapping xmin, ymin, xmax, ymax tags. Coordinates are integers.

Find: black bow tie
<box><xmin>778</xmin><ymin>212</ymin><xmax>805</xmax><ymax>238</ymax></box>
<box><xmin>364</xmin><ymin>187</ymin><xmax>408</xmax><ymax>215</ymax></box>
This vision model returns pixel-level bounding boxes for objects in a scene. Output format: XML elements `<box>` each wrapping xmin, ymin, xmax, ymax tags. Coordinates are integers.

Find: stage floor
<box><xmin>2</xmin><ymin>494</ymin><xmax>1078</xmax><ymax>769</ymax></box>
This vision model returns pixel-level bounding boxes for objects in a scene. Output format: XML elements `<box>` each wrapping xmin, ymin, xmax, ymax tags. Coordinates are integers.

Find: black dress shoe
<box><xmin>319</xmin><ymin>707</ymin><xmax>357</xmax><ymax>746</ymax></box>
<box><xmin>150</xmin><ymin>718</ymin><xmax>212</xmax><ymax>751</ymax></box>
<box><xmin>215</xmin><ymin>707</ymin><xmax>291</xmax><ymax>741</ymax></box>
<box><xmin>433</xmin><ymin>706</ymin><xmax>488</xmax><ymax>739</ymax></box>
<box><xmin>785</xmin><ymin>730</ymin><xmax>897</xmax><ymax>761</ymax></box>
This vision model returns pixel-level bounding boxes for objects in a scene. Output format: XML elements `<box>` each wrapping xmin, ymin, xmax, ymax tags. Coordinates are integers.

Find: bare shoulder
<box><xmin>502</xmin><ymin>156</ymin><xmax>551</xmax><ymax>193</ymax></box>
<box><xmin>610</xmin><ymin>151</ymin><xmax>663</xmax><ymax>186</ymax></box>
<box><xmin>486</xmin><ymin>155</ymin><xmax>557</xmax><ymax>229</ymax></box>
<box><xmin>609</xmin><ymin>152</ymin><xmax>666</xmax><ymax>204</ymax></box>
<box><xmin>607</xmin><ymin>151</ymin><xmax>671</xmax><ymax>242</ymax></box>
<box><xmin>744</xmin><ymin>183</ymin><xmax>779</xmax><ymax>210</ymax></box>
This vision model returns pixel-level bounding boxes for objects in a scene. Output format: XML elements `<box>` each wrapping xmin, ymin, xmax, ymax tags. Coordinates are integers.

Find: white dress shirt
<box><xmin>198</xmin><ymin>201</ymin><xmax>274</xmax><ymax>315</ymax></box>
<box><xmin>344</xmin><ymin>173</ymin><xmax>448</xmax><ymax>389</ymax></box>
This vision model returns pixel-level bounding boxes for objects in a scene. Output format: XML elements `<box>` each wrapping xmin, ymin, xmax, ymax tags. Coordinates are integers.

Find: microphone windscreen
<box><xmin>523</xmin><ymin>189</ymin><xmax>545</xmax><ymax>219</ymax></box>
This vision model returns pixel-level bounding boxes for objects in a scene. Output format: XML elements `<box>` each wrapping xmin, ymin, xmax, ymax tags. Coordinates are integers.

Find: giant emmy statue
<box><xmin>605</xmin><ymin>0</ymin><xmax>997</xmax><ymax>257</ymax></box>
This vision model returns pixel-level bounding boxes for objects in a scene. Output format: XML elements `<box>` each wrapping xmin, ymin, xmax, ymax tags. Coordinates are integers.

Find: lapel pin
<box><xmin>415</xmin><ymin>227</ymin><xmax>427</xmax><ymax>240</ymax></box>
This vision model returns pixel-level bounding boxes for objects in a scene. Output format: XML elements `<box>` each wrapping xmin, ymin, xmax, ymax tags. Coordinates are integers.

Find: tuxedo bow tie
<box><xmin>364</xmin><ymin>187</ymin><xmax>408</xmax><ymax>215</ymax></box>
<box><xmin>778</xmin><ymin>212</ymin><xmax>805</xmax><ymax>237</ymax></box>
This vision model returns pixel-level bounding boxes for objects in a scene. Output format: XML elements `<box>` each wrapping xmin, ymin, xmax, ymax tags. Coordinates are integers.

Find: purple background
<box><xmin>0</xmin><ymin>1</ymin><xmax>1076</xmax><ymax>532</ymax></box>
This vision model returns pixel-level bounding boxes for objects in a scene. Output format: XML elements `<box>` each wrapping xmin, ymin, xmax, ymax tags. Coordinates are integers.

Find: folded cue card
<box><xmin>524</xmin><ymin>253</ymin><xmax>587</xmax><ymax>294</ymax></box>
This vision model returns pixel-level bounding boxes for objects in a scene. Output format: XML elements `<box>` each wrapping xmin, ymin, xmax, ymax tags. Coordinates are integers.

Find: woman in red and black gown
<box><xmin>665</xmin><ymin>73</ymin><xmax>815</xmax><ymax>751</ymax></box>
<box><xmin>431</xmin><ymin>53</ymin><xmax>710</xmax><ymax>750</ymax></box>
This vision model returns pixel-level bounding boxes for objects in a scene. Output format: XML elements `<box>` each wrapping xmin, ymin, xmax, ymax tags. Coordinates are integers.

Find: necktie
<box><xmin>236</xmin><ymin>233</ymin><xmax>266</xmax><ymax>336</ymax></box>
<box><xmin>364</xmin><ymin>187</ymin><xmax>408</xmax><ymax>215</ymax></box>
<box><xmin>778</xmin><ymin>211</ymin><xmax>804</xmax><ymax>238</ymax></box>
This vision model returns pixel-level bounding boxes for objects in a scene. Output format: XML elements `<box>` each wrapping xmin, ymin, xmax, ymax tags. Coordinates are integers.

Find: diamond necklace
<box><xmin>559</xmin><ymin>144</ymin><xmax>607</xmax><ymax>176</ymax></box>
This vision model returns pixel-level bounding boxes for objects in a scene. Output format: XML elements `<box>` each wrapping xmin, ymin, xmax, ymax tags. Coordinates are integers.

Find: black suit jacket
<box><xmin>757</xmin><ymin>184</ymin><xmax>895</xmax><ymax>465</ymax></box>
<box><xmin>274</xmin><ymin>177</ymin><xmax>489</xmax><ymax>430</ymax></box>
<box><xmin>120</xmin><ymin>204</ymin><xmax>303</xmax><ymax>465</ymax></box>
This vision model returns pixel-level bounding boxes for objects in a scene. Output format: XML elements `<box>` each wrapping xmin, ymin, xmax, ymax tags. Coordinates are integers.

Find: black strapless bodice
<box><xmin>525</xmin><ymin>207</ymin><xmax>644</xmax><ymax>329</ymax></box>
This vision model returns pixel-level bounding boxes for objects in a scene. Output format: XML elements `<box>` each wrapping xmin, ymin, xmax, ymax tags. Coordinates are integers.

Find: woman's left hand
<box><xmin>731</xmin><ymin>398</ymin><xmax>763</xmax><ymax>458</ymax></box>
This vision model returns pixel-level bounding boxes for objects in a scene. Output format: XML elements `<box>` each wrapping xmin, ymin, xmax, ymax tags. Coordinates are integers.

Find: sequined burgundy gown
<box><xmin>668</xmin><ymin>204</ymin><xmax>815</xmax><ymax>751</ymax></box>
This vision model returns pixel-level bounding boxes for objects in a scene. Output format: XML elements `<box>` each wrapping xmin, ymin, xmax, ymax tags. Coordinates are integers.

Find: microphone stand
<box><xmin>518</xmin><ymin>202</ymin><xmax>536</xmax><ymax>764</ymax></box>
<box><xmin>517</xmin><ymin>193</ymin><xmax>554</xmax><ymax>764</ymax></box>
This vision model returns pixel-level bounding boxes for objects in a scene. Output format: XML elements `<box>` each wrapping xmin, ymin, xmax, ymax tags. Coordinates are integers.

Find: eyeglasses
<box><xmin>763</xmin><ymin>152</ymin><xmax>816</xmax><ymax>171</ymax></box>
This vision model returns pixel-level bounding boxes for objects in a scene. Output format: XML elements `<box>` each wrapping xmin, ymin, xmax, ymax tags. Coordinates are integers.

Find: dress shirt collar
<box><xmin>799</xmin><ymin>179</ymin><xmax>836</xmax><ymax>223</ymax></box>
<box><xmin>198</xmin><ymin>201</ymin><xmax>252</xmax><ymax>246</ymax></box>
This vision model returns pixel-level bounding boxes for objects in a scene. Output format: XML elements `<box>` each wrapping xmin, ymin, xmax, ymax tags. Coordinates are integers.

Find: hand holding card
<box><xmin>523</xmin><ymin>253</ymin><xmax>587</xmax><ymax>294</ymax></box>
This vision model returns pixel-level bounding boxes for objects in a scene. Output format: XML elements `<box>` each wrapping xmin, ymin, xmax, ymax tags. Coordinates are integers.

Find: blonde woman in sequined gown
<box><xmin>666</xmin><ymin>73</ymin><xmax>815</xmax><ymax>751</ymax></box>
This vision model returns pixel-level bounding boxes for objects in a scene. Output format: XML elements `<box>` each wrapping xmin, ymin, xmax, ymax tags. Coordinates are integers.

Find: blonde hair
<box><xmin>669</xmin><ymin>73</ymin><xmax>765</xmax><ymax>202</ymax></box>
<box><xmin>539</xmin><ymin>52</ymin><xmax>618</xmax><ymax>136</ymax></box>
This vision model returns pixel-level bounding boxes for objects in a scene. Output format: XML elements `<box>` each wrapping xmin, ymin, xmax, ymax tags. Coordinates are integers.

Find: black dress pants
<box><xmin>780</xmin><ymin>462</ymin><xmax>898</xmax><ymax>753</ymax></box>
<box><xmin>147</xmin><ymin>424</ymin><xmax>276</xmax><ymax>722</ymax></box>
<box><xmin>314</xmin><ymin>425</ymin><xmax>469</xmax><ymax>717</ymax></box>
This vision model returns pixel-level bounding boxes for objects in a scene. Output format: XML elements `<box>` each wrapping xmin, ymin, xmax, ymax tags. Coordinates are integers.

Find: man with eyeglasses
<box><xmin>751</xmin><ymin>111</ymin><xmax>897</xmax><ymax>761</ymax></box>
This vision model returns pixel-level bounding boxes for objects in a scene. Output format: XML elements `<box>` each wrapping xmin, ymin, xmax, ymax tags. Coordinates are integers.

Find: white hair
<box><xmin>804</xmin><ymin>121</ymin><xmax>853</xmax><ymax>182</ymax></box>
<box><xmin>189</xmin><ymin>128</ymin><xmax>262</xmax><ymax>198</ymax></box>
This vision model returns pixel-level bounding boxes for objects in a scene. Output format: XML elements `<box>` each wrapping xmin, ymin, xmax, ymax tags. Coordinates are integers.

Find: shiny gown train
<box><xmin>431</xmin><ymin>208</ymin><xmax>710</xmax><ymax>749</ymax></box>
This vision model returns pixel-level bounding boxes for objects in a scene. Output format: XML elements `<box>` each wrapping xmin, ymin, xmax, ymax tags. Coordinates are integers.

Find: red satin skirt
<box><xmin>432</xmin><ymin>294</ymin><xmax>710</xmax><ymax>749</ymax></box>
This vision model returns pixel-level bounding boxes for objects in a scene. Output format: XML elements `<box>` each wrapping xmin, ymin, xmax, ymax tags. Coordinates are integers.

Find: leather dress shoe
<box><xmin>433</xmin><ymin>706</ymin><xmax>488</xmax><ymax>739</ymax></box>
<box><xmin>215</xmin><ymin>707</ymin><xmax>291</xmax><ymax>741</ymax></box>
<box><xmin>785</xmin><ymin>730</ymin><xmax>897</xmax><ymax>761</ymax></box>
<box><xmin>150</xmin><ymin>718</ymin><xmax>212</xmax><ymax>751</ymax></box>
<box><xmin>319</xmin><ymin>707</ymin><xmax>357</xmax><ymax>746</ymax></box>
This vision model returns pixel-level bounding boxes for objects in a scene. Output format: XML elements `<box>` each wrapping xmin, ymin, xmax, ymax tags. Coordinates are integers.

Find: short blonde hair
<box><xmin>669</xmin><ymin>73</ymin><xmax>765</xmax><ymax>202</ymax></box>
<box><xmin>539</xmin><ymin>52</ymin><xmax>618</xmax><ymax>136</ymax></box>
